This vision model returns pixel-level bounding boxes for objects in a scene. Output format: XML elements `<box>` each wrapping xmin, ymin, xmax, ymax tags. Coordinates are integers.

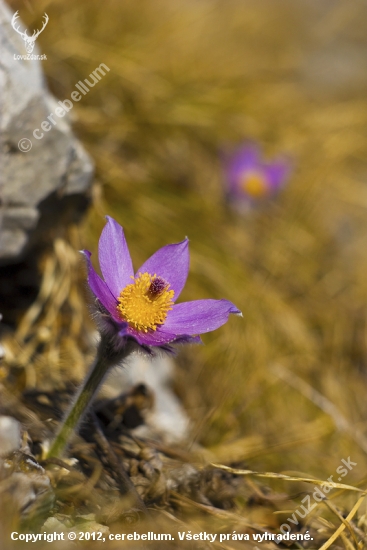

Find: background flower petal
<box><xmin>98</xmin><ymin>216</ymin><xmax>134</xmax><ymax>297</ymax></box>
<box><xmin>136</xmin><ymin>239</ymin><xmax>189</xmax><ymax>299</ymax></box>
<box><xmin>163</xmin><ymin>299</ymin><xmax>241</xmax><ymax>334</ymax></box>
<box><xmin>226</xmin><ymin>144</ymin><xmax>260</xmax><ymax>191</ymax></box>
<box><xmin>265</xmin><ymin>160</ymin><xmax>291</xmax><ymax>191</ymax></box>
<box><xmin>81</xmin><ymin>250</ymin><xmax>118</xmax><ymax>315</ymax></box>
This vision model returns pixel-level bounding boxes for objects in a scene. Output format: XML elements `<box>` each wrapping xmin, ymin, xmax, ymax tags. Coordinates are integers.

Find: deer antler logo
<box><xmin>11</xmin><ymin>11</ymin><xmax>49</xmax><ymax>54</ymax></box>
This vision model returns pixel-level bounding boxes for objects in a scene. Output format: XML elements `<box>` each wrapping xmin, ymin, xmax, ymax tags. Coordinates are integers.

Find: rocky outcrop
<box><xmin>0</xmin><ymin>0</ymin><xmax>93</xmax><ymax>265</ymax></box>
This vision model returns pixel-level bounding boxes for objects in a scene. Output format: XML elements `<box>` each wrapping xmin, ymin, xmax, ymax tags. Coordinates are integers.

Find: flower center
<box><xmin>117</xmin><ymin>273</ymin><xmax>174</xmax><ymax>332</ymax></box>
<box><xmin>240</xmin><ymin>170</ymin><xmax>268</xmax><ymax>198</ymax></box>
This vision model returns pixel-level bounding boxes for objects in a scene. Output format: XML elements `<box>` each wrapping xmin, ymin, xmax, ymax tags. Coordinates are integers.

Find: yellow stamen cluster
<box><xmin>117</xmin><ymin>272</ymin><xmax>174</xmax><ymax>332</ymax></box>
<box><xmin>240</xmin><ymin>171</ymin><xmax>268</xmax><ymax>198</ymax></box>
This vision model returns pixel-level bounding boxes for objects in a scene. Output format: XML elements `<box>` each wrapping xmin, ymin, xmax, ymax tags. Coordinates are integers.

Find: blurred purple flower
<box><xmin>224</xmin><ymin>143</ymin><xmax>291</xmax><ymax>205</ymax></box>
<box><xmin>82</xmin><ymin>216</ymin><xmax>241</xmax><ymax>351</ymax></box>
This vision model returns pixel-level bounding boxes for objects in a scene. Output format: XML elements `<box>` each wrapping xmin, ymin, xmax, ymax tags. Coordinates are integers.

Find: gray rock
<box><xmin>0</xmin><ymin>416</ymin><xmax>21</xmax><ymax>456</ymax></box>
<box><xmin>102</xmin><ymin>352</ymin><xmax>190</xmax><ymax>444</ymax></box>
<box><xmin>0</xmin><ymin>0</ymin><xmax>93</xmax><ymax>264</ymax></box>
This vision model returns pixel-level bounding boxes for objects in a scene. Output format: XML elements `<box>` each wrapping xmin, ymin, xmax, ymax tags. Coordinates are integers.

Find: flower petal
<box><xmin>264</xmin><ymin>160</ymin><xmax>291</xmax><ymax>191</ymax></box>
<box><xmin>229</xmin><ymin>144</ymin><xmax>260</xmax><ymax>171</ymax></box>
<box><xmin>127</xmin><ymin>327</ymin><xmax>178</xmax><ymax>346</ymax></box>
<box><xmin>122</xmin><ymin>326</ymin><xmax>203</xmax><ymax>348</ymax></box>
<box><xmin>81</xmin><ymin>250</ymin><xmax>118</xmax><ymax>315</ymax></box>
<box><xmin>170</xmin><ymin>334</ymin><xmax>203</xmax><ymax>345</ymax></box>
<box><xmin>226</xmin><ymin>144</ymin><xmax>260</xmax><ymax>192</ymax></box>
<box><xmin>99</xmin><ymin>315</ymin><xmax>129</xmax><ymax>339</ymax></box>
<box><xmin>98</xmin><ymin>216</ymin><xmax>134</xmax><ymax>297</ymax></box>
<box><xmin>136</xmin><ymin>239</ymin><xmax>189</xmax><ymax>300</ymax></box>
<box><xmin>163</xmin><ymin>299</ymin><xmax>241</xmax><ymax>334</ymax></box>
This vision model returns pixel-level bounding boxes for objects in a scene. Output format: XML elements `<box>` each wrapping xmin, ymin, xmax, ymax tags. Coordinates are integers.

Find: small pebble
<box><xmin>0</xmin><ymin>416</ymin><xmax>21</xmax><ymax>457</ymax></box>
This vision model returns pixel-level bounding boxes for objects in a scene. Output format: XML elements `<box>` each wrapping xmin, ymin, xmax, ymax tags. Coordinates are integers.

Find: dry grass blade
<box><xmin>319</xmin><ymin>495</ymin><xmax>366</xmax><ymax>550</ymax></box>
<box><xmin>171</xmin><ymin>491</ymin><xmax>255</xmax><ymax>529</ymax></box>
<box><xmin>323</xmin><ymin>500</ymin><xmax>364</xmax><ymax>548</ymax></box>
<box><xmin>340</xmin><ymin>532</ymin><xmax>361</xmax><ymax>550</ymax></box>
<box><xmin>274</xmin><ymin>365</ymin><xmax>367</xmax><ymax>456</ymax></box>
<box><xmin>211</xmin><ymin>464</ymin><xmax>366</xmax><ymax>494</ymax></box>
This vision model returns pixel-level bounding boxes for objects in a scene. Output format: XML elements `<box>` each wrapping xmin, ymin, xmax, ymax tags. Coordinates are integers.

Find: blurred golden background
<box><xmin>2</xmin><ymin>0</ymin><xmax>367</xmax><ymax>545</ymax></box>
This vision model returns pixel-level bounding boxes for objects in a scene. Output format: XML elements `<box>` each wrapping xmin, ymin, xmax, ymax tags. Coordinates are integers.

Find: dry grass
<box><xmin>2</xmin><ymin>0</ymin><xmax>367</xmax><ymax>548</ymax></box>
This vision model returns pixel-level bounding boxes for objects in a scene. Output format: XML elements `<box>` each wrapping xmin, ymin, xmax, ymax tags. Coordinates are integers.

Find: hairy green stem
<box><xmin>47</xmin><ymin>338</ymin><xmax>131</xmax><ymax>458</ymax></box>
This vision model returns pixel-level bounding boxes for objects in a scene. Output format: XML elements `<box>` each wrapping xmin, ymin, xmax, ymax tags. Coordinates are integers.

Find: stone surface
<box><xmin>0</xmin><ymin>416</ymin><xmax>21</xmax><ymax>456</ymax></box>
<box><xmin>0</xmin><ymin>0</ymin><xmax>93</xmax><ymax>265</ymax></box>
<box><xmin>103</xmin><ymin>352</ymin><xmax>190</xmax><ymax>444</ymax></box>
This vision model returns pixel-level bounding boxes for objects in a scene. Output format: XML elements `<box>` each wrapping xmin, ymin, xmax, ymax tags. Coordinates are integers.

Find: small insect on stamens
<box><xmin>117</xmin><ymin>273</ymin><xmax>174</xmax><ymax>332</ymax></box>
<box><xmin>148</xmin><ymin>276</ymin><xmax>169</xmax><ymax>297</ymax></box>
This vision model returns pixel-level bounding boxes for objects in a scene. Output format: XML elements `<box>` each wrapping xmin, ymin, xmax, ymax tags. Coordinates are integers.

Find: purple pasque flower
<box><xmin>82</xmin><ymin>216</ymin><xmax>241</xmax><ymax>351</ymax></box>
<box><xmin>224</xmin><ymin>143</ymin><xmax>290</xmax><ymax>204</ymax></box>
